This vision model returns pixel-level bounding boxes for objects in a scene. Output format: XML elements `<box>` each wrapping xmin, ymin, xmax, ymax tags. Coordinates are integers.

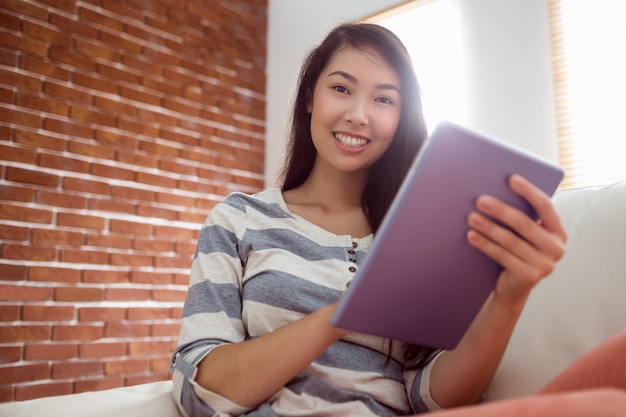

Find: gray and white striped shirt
<box><xmin>171</xmin><ymin>188</ymin><xmax>442</xmax><ymax>416</ymax></box>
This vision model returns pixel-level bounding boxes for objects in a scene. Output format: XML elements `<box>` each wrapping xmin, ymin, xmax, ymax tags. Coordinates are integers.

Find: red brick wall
<box><xmin>0</xmin><ymin>0</ymin><xmax>266</xmax><ymax>402</ymax></box>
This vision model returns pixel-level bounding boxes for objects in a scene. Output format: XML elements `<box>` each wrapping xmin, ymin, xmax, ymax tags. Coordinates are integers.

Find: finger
<box><xmin>508</xmin><ymin>174</ymin><xmax>568</xmax><ymax>242</ymax></box>
<box><xmin>467</xmin><ymin>211</ymin><xmax>543</xmax><ymax>269</ymax></box>
<box><xmin>473</xmin><ymin>194</ymin><xmax>565</xmax><ymax>262</ymax></box>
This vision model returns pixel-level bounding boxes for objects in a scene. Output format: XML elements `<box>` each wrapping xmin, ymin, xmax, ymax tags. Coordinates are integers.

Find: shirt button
<box><xmin>352</xmin><ymin>242</ymin><xmax>358</xmax><ymax>249</ymax></box>
<box><xmin>349</xmin><ymin>258</ymin><xmax>356</xmax><ymax>263</ymax></box>
<box><xmin>348</xmin><ymin>249</ymin><xmax>356</xmax><ymax>255</ymax></box>
<box><xmin>348</xmin><ymin>266</ymin><xmax>357</xmax><ymax>273</ymax></box>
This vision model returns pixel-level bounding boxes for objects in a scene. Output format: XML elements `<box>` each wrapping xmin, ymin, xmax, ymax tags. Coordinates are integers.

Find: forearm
<box><xmin>195</xmin><ymin>303</ymin><xmax>346</xmax><ymax>408</ymax></box>
<box><xmin>429</xmin><ymin>290</ymin><xmax>528</xmax><ymax>408</ymax></box>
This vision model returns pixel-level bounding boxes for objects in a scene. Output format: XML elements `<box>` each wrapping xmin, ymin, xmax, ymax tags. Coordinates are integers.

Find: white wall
<box><xmin>265</xmin><ymin>0</ymin><xmax>558</xmax><ymax>187</ymax></box>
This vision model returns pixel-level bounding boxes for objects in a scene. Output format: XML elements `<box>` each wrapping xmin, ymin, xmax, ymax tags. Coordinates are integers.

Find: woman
<box><xmin>171</xmin><ymin>23</ymin><xmax>625</xmax><ymax>416</ymax></box>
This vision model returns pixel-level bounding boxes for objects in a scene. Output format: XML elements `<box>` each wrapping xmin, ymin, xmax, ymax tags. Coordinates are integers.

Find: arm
<box><xmin>196</xmin><ymin>301</ymin><xmax>347</xmax><ymax>408</ymax></box>
<box><xmin>429</xmin><ymin>174</ymin><xmax>568</xmax><ymax>408</ymax></box>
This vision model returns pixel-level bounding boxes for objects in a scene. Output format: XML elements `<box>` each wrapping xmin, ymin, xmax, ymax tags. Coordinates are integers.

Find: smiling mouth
<box><xmin>334</xmin><ymin>133</ymin><xmax>369</xmax><ymax>148</ymax></box>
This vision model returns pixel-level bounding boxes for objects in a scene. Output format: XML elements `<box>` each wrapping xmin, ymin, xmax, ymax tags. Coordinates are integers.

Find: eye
<box><xmin>376</xmin><ymin>96</ymin><xmax>394</xmax><ymax>105</ymax></box>
<box><xmin>332</xmin><ymin>85</ymin><xmax>350</xmax><ymax>94</ymax></box>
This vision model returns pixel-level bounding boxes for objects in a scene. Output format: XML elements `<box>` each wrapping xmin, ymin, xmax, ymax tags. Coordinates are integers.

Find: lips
<box><xmin>334</xmin><ymin>132</ymin><xmax>369</xmax><ymax>148</ymax></box>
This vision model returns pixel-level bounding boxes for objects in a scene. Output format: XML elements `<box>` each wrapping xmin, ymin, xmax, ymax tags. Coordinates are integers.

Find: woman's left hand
<box><xmin>466</xmin><ymin>174</ymin><xmax>568</xmax><ymax>304</ymax></box>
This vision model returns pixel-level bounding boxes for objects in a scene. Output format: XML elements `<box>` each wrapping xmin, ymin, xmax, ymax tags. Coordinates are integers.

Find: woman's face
<box><xmin>308</xmin><ymin>46</ymin><xmax>402</xmax><ymax>176</ymax></box>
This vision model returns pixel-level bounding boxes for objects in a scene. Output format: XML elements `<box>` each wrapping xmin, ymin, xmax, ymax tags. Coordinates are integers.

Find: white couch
<box><xmin>2</xmin><ymin>181</ymin><xmax>625</xmax><ymax>416</ymax></box>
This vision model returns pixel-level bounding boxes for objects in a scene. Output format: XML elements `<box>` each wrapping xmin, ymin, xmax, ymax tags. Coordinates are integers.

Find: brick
<box><xmin>156</xmin><ymin>191</ymin><xmax>195</xmax><ymax>207</ymax></box>
<box><xmin>49</xmin><ymin>45</ymin><xmax>97</xmax><ymax>72</ymax></box>
<box><xmin>142</xmin><ymin>76</ymin><xmax>179</xmax><ymax>97</ymax></box>
<box><xmin>105</xmin><ymin>322</ymin><xmax>150</xmax><ymax>338</ymax></box>
<box><xmin>5</xmin><ymin>167</ymin><xmax>60</xmax><ymax>188</ymax></box>
<box><xmin>88</xmin><ymin>198</ymin><xmax>134</xmax><ymax>215</ymax></box>
<box><xmin>70</xmin><ymin>105</ymin><xmax>116</xmax><ymax>127</ymax></box>
<box><xmin>72</xmin><ymin>71</ymin><xmax>119</xmax><ymax>95</ymax></box>
<box><xmin>82</xmin><ymin>269</ymin><xmax>129</xmax><ymax>284</ymax></box>
<box><xmin>0</xmin><ymin>31</ymin><xmax>48</xmax><ymax>58</ymax></box>
<box><xmin>32</xmin><ymin>228</ymin><xmax>84</xmax><ymax>246</ymax></box>
<box><xmin>97</xmin><ymin>63</ymin><xmax>141</xmax><ymax>85</ymax></box>
<box><xmin>20</xmin><ymin>55</ymin><xmax>71</xmax><ymax>81</ymax></box>
<box><xmin>104</xmin><ymin>357</ymin><xmax>150</xmax><ymax>376</ymax></box>
<box><xmin>52</xmin><ymin>324</ymin><xmax>104</xmax><ymax>341</ymax></box>
<box><xmin>21</xmin><ymin>19</ymin><xmax>72</xmax><ymax>47</ymax></box>
<box><xmin>44</xmin><ymin>117</ymin><xmax>94</xmax><ymax>138</ymax></box>
<box><xmin>109</xmin><ymin>219</ymin><xmax>153</xmax><ymax>235</ymax></box>
<box><xmin>90</xmin><ymin>162</ymin><xmax>134</xmax><ymax>181</ymax></box>
<box><xmin>28</xmin><ymin>266</ymin><xmax>81</xmax><ymax>283</ymax></box>
<box><xmin>0</xmin><ymin>203</ymin><xmax>53</xmax><ymax>224</ymax></box>
<box><xmin>0</xmin><ymin>363</ymin><xmax>49</xmax><ymax>384</ymax></box>
<box><xmin>38</xmin><ymin>152</ymin><xmax>89</xmax><ymax>173</ymax></box>
<box><xmin>52</xmin><ymin>360</ymin><xmax>102</xmax><ymax>379</ymax></box>
<box><xmin>63</xmin><ymin>176</ymin><xmax>110</xmax><ymax>195</ymax></box>
<box><xmin>85</xmin><ymin>233</ymin><xmax>132</xmax><ymax>250</ymax></box>
<box><xmin>128</xmin><ymin>340</ymin><xmax>171</xmax><ymax>355</ymax></box>
<box><xmin>154</xmin><ymin>255</ymin><xmax>192</xmax><ymax>269</ymax></box>
<box><xmin>0</xmin><ymin>345</ymin><xmax>21</xmax><ymax>363</ymax></box>
<box><xmin>0</xmin><ymin>263</ymin><xmax>27</xmax><ymax>281</ymax></box>
<box><xmin>152</xmin><ymin>288</ymin><xmax>188</xmax><ymax>302</ymax></box>
<box><xmin>135</xmin><ymin>171</ymin><xmax>176</xmax><ymax>188</ymax></box>
<box><xmin>37</xmin><ymin>190</ymin><xmax>88</xmax><ymax>210</ymax></box>
<box><xmin>15</xmin><ymin>381</ymin><xmax>73</xmax><ymax>402</ymax></box>
<box><xmin>0</xmin><ymin>385</ymin><xmax>13</xmax><ymax>403</ymax></box>
<box><xmin>49</xmin><ymin>11</ymin><xmax>98</xmax><ymax>38</ymax></box>
<box><xmin>22</xmin><ymin>305</ymin><xmax>75</xmax><ymax>322</ymax></box>
<box><xmin>79</xmin><ymin>341</ymin><xmax>126</xmax><ymax>358</ymax></box>
<box><xmin>151</xmin><ymin>322</ymin><xmax>181</xmax><ymax>338</ymax></box>
<box><xmin>0</xmin><ymin>105</ymin><xmax>42</xmax><ymax>128</ymax></box>
<box><xmin>55</xmin><ymin>286</ymin><xmax>104</xmax><ymax>302</ymax></box>
<box><xmin>78</xmin><ymin>6</ymin><xmax>124</xmax><ymax>31</ymax></box>
<box><xmin>122</xmin><ymin>54</ymin><xmax>162</xmax><ymax>76</ymax></box>
<box><xmin>133</xmin><ymin>238</ymin><xmax>174</xmax><ymax>253</ymax></box>
<box><xmin>78</xmin><ymin>307</ymin><xmax>126</xmax><ymax>322</ymax></box>
<box><xmin>60</xmin><ymin>249</ymin><xmax>109</xmax><ymax>265</ymax></box>
<box><xmin>130</xmin><ymin>271</ymin><xmax>172</xmax><ymax>285</ymax></box>
<box><xmin>0</xmin><ymin>144</ymin><xmax>37</xmax><ymax>164</ymax></box>
<box><xmin>110</xmin><ymin>185</ymin><xmax>155</xmax><ymax>202</ymax></box>
<box><xmin>118</xmin><ymin>86</ymin><xmax>161</xmax><ymax>106</ymax></box>
<box><xmin>0</xmin><ymin>283</ymin><xmax>53</xmax><ymax>301</ymax></box>
<box><xmin>74</xmin><ymin>38</ymin><xmax>119</xmax><ymax>62</ymax></box>
<box><xmin>2</xmin><ymin>243</ymin><xmax>57</xmax><ymax>261</ymax></box>
<box><xmin>68</xmin><ymin>140</ymin><xmax>115</xmax><ymax>159</ymax></box>
<box><xmin>151</xmin><ymin>355</ymin><xmax>173</xmax><ymax>373</ymax></box>
<box><xmin>136</xmin><ymin>203</ymin><xmax>177</xmax><ymax>220</ymax></box>
<box><xmin>0</xmin><ymin>305</ymin><xmax>20</xmax><ymax>322</ymax></box>
<box><xmin>117</xmin><ymin>117</ymin><xmax>160</xmax><ymax>137</ymax></box>
<box><xmin>42</xmin><ymin>80</ymin><xmax>91</xmax><ymax>105</ymax></box>
<box><xmin>57</xmin><ymin>212</ymin><xmax>106</xmax><ymax>230</ymax></box>
<box><xmin>110</xmin><ymin>253</ymin><xmax>153</xmax><ymax>267</ymax></box>
<box><xmin>127</xmin><ymin>307</ymin><xmax>169</xmax><ymax>321</ymax></box>
<box><xmin>73</xmin><ymin>376</ymin><xmax>123</xmax><ymax>393</ymax></box>
<box><xmin>24</xmin><ymin>343</ymin><xmax>77</xmax><ymax>360</ymax></box>
<box><xmin>0</xmin><ymin>325</ymin><xmax>50</xmax><ymax>343</ymax></box>
<box><xmin>105</xmin><ymin>287</ymin><xmax>150</xmax><ymax>301</ymax></box>
<box><xmin>155</xmin><ymin>225</ymin><xmax>195</xmax><ymax>240</ymax></box>
<box><xmin>94</xmin><ymin>129</ymin><xmax>139</xmax><ymax>150</ymax></box>
<box><xmin>14</xmin><ymin>129</ymin><xmax>67</xmax><ymax>151</ymax></box>
<box><xmin>125</xmin><ymin>372</ymin><xmax>170</xmax><ymax>387</ymax></box>
<box><xmin>0</xmin><ymin>67</ymin><xmax>41</xmax><ymax>93</ymax></box>
<box><xmin>0</xmin><ymin>185</ymin><xmax>35</xmax><ymax>203</ymax></box>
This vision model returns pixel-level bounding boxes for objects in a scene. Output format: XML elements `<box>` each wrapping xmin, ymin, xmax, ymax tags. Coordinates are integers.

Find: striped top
<box><xmin>171</xmin><ymin>188</ymin><xmax>443</xmax><ymax>416</ymax></box>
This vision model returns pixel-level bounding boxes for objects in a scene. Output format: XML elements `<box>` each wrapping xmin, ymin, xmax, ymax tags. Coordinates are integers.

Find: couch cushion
<box><xmin>486</xmin><ymin>181</ymin><xmax>626</xmax><ymax>400</ymax></box>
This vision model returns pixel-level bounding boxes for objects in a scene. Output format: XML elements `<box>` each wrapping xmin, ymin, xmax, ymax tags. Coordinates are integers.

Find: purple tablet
<box><xmin>331</xmin><ymin>121</ymin><xmax>564</xmax><ymax>350</ymax></box>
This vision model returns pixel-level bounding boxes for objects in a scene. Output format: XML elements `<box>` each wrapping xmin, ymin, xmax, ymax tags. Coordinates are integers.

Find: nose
<box><xmin>346</xmin><ymin>97</ymin><xmax>369</xmax><ymax>126</ymax></box>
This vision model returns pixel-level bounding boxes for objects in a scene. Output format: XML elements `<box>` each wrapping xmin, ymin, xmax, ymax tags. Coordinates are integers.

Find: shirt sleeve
<box><xmin>403</xmin><ymin>350</ymin><xmax>445</xmax><ymax>413</ymax></box>
<box><xmin>171</xmin><ymin>195</ymin><xmax>253</xmax><ymax>416</ymax></box>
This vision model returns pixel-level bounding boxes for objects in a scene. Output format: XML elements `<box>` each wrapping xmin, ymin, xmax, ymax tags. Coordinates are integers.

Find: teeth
<box><xmin>335</xmin><ymin>133</ymin><xmax>368</xmax><ymax>147</ymax></box>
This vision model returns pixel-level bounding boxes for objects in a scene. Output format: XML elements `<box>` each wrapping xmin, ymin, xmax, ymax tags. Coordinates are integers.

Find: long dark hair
<box><xmin>279</xmin><ymin>23</ymin><xmax>435</xmax><ymax>369</ymax></box>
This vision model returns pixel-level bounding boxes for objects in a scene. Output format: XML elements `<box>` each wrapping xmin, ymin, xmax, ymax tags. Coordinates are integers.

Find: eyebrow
<box><xmin>328</xmin><ymin>70</ymin><xmax>400</xmax><ymax>93</ymax></box>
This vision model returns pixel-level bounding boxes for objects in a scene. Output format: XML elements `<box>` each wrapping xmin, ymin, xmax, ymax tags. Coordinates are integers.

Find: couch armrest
<box><xmin>0</xmin><ymin>381</ymin><xmax>180</xmax><ymax>417</ymax></box>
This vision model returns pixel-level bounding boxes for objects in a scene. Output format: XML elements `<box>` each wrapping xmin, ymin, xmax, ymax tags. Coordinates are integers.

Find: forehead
<box><xmin>322</xmin><ymin>46</ymin><xmax>400</xmax><ymax>86</ymax></box>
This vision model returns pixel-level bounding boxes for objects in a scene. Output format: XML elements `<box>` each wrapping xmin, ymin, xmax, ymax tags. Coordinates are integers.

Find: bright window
<box><xmin>367</xmin><ymin>0</ymin><xmax>468</xmax><ymax>133</ymax></box>
<box><xmin>369</xmin><ymin>0</ymin><xmax>626</xmax><ymax>189</ymax></box>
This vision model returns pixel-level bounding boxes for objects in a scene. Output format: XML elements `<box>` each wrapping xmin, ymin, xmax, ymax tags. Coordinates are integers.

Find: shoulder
<box><xmin>207</xmin><ymin>188</ymin><xmax>291</xmax><ymax>225</ymax></box>
<box><xmin>220</xmin><ymin>188</ymin><xmax>291</xmax><ymax>218</ymax></box>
